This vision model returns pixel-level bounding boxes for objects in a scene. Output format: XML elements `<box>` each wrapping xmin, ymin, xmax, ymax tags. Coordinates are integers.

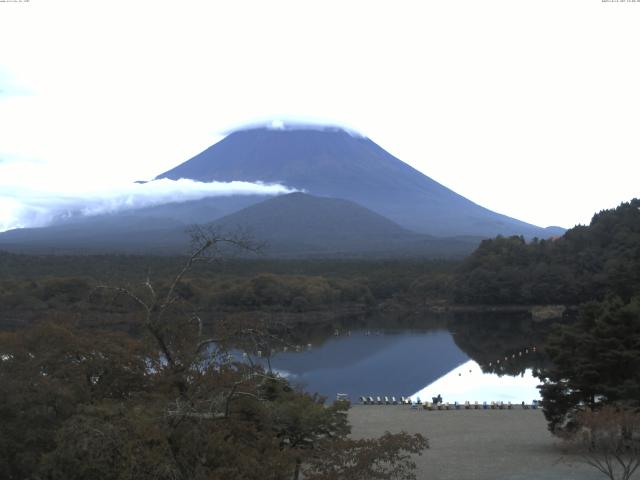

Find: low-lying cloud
<box><xmin>0</xmin><ymin>178</ymin><xmax>297</xmax><ymax>233</ymax></box>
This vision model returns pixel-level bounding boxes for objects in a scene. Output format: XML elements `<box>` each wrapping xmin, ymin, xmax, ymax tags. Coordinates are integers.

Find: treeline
<box><xmin>0</xmin><ymin>253</ymin><xmax>455</xmax><ymax>284</ymax></box>
<box><xmin>0</xmin><ymin>275</ymin><xmax>365</xmax><ymax>330</ymax></box>
<box><xmin>0</xmin><ymin>256</ymin><xmax>457</xmax><ymax>331</ymax></box>
<box><xmin>453</xmin><ymin>199</ymin><xmax>640</xmax><ymax>305</ymax></box>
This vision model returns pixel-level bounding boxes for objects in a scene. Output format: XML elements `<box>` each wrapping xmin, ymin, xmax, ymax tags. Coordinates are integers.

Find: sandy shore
<box><xmin>348</xmin><ymin>405</ymin><xmax>602</xmax><ymax>480</ymax></box>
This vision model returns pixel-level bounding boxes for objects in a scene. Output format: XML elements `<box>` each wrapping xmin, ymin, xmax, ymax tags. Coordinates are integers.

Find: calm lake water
<box><xmin>256</xmin><ymin>327</ymin><xmax>542</xmax><ymax>403</ymax></box>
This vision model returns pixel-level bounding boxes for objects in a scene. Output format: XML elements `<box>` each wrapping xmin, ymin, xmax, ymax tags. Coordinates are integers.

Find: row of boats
<box><xmin>357</xmin><ymin>396</ymin><xmax>540</xmax><ymax>410</ymax></box>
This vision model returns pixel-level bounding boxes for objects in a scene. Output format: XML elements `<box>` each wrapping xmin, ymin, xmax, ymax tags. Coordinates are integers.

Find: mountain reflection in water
<box><xmin>410</xmin><ymin>360</ymin><xmax>541</xmax><ymax>404</ymax></box>
<box><xmin>261</xmin><ymin>330</ymin><xmax>469</xmax><ymax>400</ymax></box>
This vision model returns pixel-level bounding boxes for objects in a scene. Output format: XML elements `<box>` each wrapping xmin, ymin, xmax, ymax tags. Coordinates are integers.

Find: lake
<box><xmin>255</xmin><ymin>325</ymin><xmax>543</xmax><ymax>404</ymax></box>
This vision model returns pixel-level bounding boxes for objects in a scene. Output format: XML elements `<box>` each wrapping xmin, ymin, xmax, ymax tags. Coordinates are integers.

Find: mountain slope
<box><xmin>0</xmin><ymin>215</ymin><xmax>188</xmax><ymax>254</ymax></box>
<box><xmin>211</xmin><ymin>192</ymin><xmax>480</xmax><ymax>257</ymax></box>
<box><xmin>213</xmin><ymin>192</ymin><xmax>414</xmax><ymax>254</ymax></box>
<box><xmin>157</xmin><ymin>126</ymin><xmax>560</xmax><ymax>237</ymax></box>
<box><xmin>0</xmin><ymin>195</ymin><xmax>271</xmax><ymax>254</ymax></box>
<box><xmin>0</xmin><ymin>193</ymin><xmax>480</xmax><ymax>257</ymax></box>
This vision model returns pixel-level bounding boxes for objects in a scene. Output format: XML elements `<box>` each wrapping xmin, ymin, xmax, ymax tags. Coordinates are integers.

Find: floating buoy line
<box><xmin>485</xmin><ymin>345</ymin><xmax>537</xmax><ymax>370</ymax></box>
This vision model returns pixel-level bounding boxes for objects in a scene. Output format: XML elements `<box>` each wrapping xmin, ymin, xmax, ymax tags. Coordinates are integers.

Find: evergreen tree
<box><xmin>538</xmin><ymin>296</ymin><xmax>640</xmax><ymax>433</ymax></box>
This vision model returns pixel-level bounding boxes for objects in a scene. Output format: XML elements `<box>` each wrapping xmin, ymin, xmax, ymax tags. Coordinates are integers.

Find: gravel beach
<box><xmin>348</xmin><ymin>405</ymin><xmax>603</xmax><ymax>480</ymax></box>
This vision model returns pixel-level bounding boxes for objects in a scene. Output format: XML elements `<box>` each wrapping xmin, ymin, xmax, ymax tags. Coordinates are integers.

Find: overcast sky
<box><xmin>1</xmin><ymin>0</ymin><xmax>639</xmax><ymax>231</ymax></box>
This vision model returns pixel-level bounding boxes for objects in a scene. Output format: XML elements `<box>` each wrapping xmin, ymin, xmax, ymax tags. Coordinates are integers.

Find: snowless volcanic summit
<box><xmin>157</xmin><ymin>124</ymin><xmax>561</xmax><ymax>238</ymax></box>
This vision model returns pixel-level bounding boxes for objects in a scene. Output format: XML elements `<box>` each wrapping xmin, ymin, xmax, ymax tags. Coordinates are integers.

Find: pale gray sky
<box><xmin>0</xmin><ymin>0</ymin><xmax>639</xmax><ymax>231</ymax></box>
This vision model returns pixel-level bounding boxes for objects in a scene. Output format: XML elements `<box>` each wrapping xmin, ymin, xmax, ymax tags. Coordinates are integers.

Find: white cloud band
<box><xmin>0</xmin><ymin>178</ymin><xmax>296</xmax><ymax>232</ymax></box>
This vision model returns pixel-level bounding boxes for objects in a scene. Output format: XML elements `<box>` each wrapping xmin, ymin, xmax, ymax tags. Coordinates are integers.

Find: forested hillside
<box><xmin>453</xmin><ymin>199</ymin><xmax>640</xmax><ymax>305</ymax></box>
<box><xmin>0</xmin><ymin>253</ymin><xmax>456</xmax><ymax>332</ymax></box>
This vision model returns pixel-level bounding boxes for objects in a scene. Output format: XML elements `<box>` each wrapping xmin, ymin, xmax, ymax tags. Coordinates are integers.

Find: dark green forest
<box><xmin>539</xmin><ymin>295</ymin><xmax>640</xmax><ymax>432</ymax></box>
<box><xmin>0</xmin><ymin>253</ymin><xmax>456</xmax><ymax>334</ymax></box>
<box><xmin>454</xmin><ymin>198</ymin><xmax>640</xmax><ymax>306</ymax></box>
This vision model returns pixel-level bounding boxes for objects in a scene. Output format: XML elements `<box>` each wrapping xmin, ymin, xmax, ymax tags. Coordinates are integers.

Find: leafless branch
<box><xmin>144</xmin><ymin>268</ymin><xmax>157</xmax><ymax>301</ymax></box>
<box><xmin>94</xmin><ymin>285</ymin><xmax>151</xmax><ymax>315</ymax></box>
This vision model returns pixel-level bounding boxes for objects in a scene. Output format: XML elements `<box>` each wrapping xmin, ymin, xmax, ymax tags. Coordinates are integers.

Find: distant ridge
<box><xmin>158</xmin><ymin>126</ymin><xmax>562</xmax><ymax>238</ymax></box>
<box><xmin>0</xmin><ymin>192</ymin><xmax>481</xmax><ymax>257</ymax></box>
<box><xmin>212</xmin><ymin>192</ymin><xmax>481</xmax><ymax>257</ymax></box>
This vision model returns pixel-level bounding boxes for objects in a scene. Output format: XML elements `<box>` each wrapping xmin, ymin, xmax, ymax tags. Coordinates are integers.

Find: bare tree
<box><xmin>568</xmin><ymin>406</ymin><xmax>640</xmax><ymax>480</ymax></box>
<box><xmin>95</xmin><ymin>227</ymin><xmax>265</xmax><ymax>405</ymax></box>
